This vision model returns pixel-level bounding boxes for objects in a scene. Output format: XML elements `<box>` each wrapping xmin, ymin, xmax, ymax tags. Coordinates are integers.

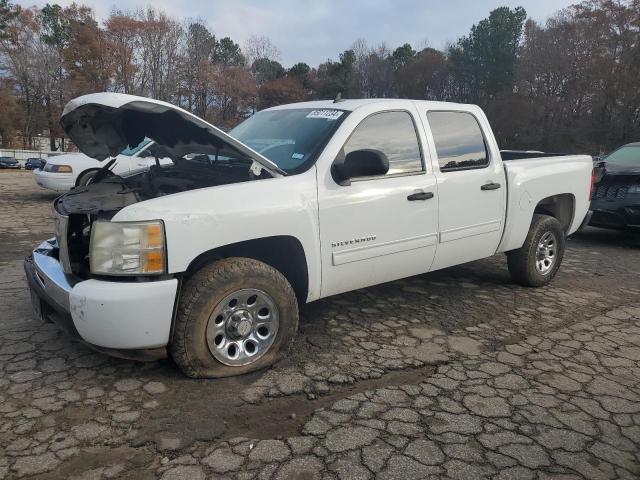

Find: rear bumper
<box><xmin>33</xmin><ymin>170</ymin><xmax>75</xmax><ymax>192</ymax></box>
<box><xmin>589</xmin><ymin>202</ymin><xmax>640</xmax><ymax>230</ymax></box>
<box><xmin>25</xmin><ymin>239</ymin><xmax>178</xmax><ymax>354</ymax></box>
<box><xmin>589</xmin><ymin>187</ymin><xmax>640</xmax><ymax>229</ymax></box>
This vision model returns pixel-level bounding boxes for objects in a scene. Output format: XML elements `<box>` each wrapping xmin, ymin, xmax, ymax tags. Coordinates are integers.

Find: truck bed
<box><xmin>497</xmin><ymin>153</ymin><xmax>593</xmax><ymax>253</ymax></box>
<box><xmin>500</xmin><ymin>150</ymin><xmax>571</xmax><ymax>161</ymax></box>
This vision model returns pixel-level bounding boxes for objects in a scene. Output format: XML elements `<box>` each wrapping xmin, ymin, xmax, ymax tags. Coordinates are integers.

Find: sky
<box><xmin>18</xmin><ymin>0</ymin><xmax>579</xmax><ymax>67</ymax></box>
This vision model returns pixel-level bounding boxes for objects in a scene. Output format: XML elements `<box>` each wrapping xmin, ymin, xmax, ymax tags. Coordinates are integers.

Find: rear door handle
<box><xmin>481</xmin><ymin>182</ymin><xmax>501</xmax><ymax>191</ymax></box>
<box><xmin>407</xmin><ymin>191</ymin><xmax>434</xmax><ymax>201</ymax></box>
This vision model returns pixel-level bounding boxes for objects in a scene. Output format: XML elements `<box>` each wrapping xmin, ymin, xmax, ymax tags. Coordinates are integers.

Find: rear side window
<box><xmin>427</xmin><ymin>111</ymin><xmax>489</xmax><ymax>171</ymax></box>
<box><xmin>604</xmin><ymin>145</ymin><xmax>640</xmax><ymax>167</ymax></box>
<box><xmin>343</xmin><ymin>111</ymin><xmax>423</xmax><ymax>177</ymax></box>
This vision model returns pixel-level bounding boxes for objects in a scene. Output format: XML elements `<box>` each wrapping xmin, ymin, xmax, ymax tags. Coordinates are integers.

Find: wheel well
<box><xmin>533</xmin><ymin>194</ymin><xmax>575</xmax><ymax>233</ymax></box>
<box><xmin>75</xmin><ymin>168</ymin><xmax>100</xmax><ymax>186</ymax></box>
<box><xmin>184</xmin><ymin>236</ymin><xmax>309</xmax><ymax>305</ymax></box>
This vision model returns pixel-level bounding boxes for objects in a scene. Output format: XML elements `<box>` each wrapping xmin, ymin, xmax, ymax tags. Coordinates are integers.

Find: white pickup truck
<box><xmin>25</xmin><ymin>93</ymin><xmax>593</xmax><ymax>378</ymax></box>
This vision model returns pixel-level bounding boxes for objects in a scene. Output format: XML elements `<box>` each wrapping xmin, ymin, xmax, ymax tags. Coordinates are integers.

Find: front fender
<box><xmin>112</xmin><ymin>169</ymin><xmax>322</xmax><ymax>301</ymax></box>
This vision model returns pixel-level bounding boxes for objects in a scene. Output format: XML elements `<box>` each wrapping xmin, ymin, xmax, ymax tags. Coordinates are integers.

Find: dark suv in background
<box><xmin>25</xmin><ymin>158</ymin><xmax>46</xmax><ymax>170</ymax></box>
<box><xmin>0</xmin><ymin>157</ymin><xmax>21</xmax><ymax>169</ymax></box>
<box><xmin>589</xmin><ymin>142</ymin><xmax>640</xmax><ymax>231</ymax></box>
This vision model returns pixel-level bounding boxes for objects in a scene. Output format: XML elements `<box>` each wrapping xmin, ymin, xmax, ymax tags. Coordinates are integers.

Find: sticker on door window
<box><xmin>306</xmin><ymin>109</ymin><xmax>344</xmax><ymax>120</ymax></box>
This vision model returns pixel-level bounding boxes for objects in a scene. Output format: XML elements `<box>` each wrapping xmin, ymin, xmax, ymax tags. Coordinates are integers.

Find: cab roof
<box><xmin>265</xmin><ymin>98</ymin><xmax>477</xmax><ymax>112</ymax></box>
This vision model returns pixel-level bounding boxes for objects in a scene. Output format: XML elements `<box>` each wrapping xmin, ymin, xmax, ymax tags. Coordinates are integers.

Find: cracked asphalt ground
<box><xmin>1</xmin><ymin>170</ymin><xmax>640</xmax><ymax>480</ymax></box>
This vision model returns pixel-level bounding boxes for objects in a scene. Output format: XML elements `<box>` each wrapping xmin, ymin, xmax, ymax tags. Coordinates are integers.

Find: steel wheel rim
<box><xmin>535</xmin><ymin>231</ymin><xmax>557</xmax><ymax>275</ymax></box>
<box><xmin>206</xmin><ymin>288</ymin><xmax>279</xmax><ymax>366</ymax></box>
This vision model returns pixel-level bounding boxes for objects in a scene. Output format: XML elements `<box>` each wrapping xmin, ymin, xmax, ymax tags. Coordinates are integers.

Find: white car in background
<box><xmin>34</xmin><ymin>139</ymin><xmax>168</xmax><ymax>192</ymax></box>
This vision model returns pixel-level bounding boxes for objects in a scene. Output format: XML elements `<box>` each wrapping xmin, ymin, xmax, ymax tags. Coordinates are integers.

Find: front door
<box><xmin>318</xmin><ymin>108</ymin><xmax>439</xmax><ymax>298</ymax></box>
<box><xmin>424</xmin><ymin>110</ymin><xmax>506</xmax><ymax>271</ymax></box>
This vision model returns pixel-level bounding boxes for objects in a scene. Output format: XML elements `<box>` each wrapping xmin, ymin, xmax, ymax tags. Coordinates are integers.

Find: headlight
<box><xmin>44</xmin><ymin>164</ymin><xmax>73</xmax><ymax>173</ymax></box>
<box><xmin>90</xmin><ymin>221</ymin><xmax>166</xmax><ymax>276</ymax></box>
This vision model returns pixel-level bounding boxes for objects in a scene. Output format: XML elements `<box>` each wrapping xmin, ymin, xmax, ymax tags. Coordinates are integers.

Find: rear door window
<box><xmin>427</xmin><ymin>111</ymin><xmax>489</xmax><ymax>171</ymax></box>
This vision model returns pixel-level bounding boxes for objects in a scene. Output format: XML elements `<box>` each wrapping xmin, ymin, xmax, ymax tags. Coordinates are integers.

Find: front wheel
<box><xmin>170</xmin><ymin>258</ymin><xmax>299</xmax><ymax>378</ymax></box>
<box><xmin>76</xmin><ymin>169</ymin><xmax>99</xmax><ymax>187</ymax></box>
<box><xmin>507</xmin><ymin>214</ymin><xmax>566</xmax><ymax>287</ymax></box>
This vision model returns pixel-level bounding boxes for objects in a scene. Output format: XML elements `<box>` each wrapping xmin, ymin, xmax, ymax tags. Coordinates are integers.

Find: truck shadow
<box><xmin>297</xmin><ymin>254</ymin><xmax>516</xmax><ymax>353</ymax></box>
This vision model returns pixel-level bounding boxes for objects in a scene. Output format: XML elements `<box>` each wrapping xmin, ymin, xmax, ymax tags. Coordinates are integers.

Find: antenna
<box><xmin>334</xmin><ymin>92</ymin><xmax>344</xmax><ymax>103</ymax></box>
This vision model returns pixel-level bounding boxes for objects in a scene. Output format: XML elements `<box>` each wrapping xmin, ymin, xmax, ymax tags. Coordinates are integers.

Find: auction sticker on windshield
<box><xmin>306</xmin><ymin>109</ymin><xmax>344</xmax><ymax>120</ymax></box>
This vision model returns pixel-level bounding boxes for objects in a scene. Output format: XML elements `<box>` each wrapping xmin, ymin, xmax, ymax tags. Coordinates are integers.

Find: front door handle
<box><xmin>481</xmin><ymin>182</ymin><xmax>501</xmax><ymax>191</ymax></box>
<box><xmin>407</xmin><ymin>191</ymin><xmax>434</xmax><ymax>201</ymax></box>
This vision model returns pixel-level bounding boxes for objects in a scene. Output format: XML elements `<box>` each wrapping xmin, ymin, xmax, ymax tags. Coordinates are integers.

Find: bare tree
<box><xmin>0</xmin><ymin>6</ymin><xmax>43</xmax><ymax>147</ymax></box>
<box><xmin>348</xmin><ymin>39</ymin><xmax>394</xmax><ymax>98</ymax></box>
<box><xmin>0</xmin><ymin>80</ymin><xmax>19</xmax><ymax>146</ymax></box>
<box><xmin>244</xmin><ymin>34</ymin><xmax>280</xmax><ymax>66</ymax></box>
<box><xmin>179</xmin><ymin>19</ymin><xmax>215</xmax><ymax>114</ymax></box>
<box><xmin>105</xmin><ymin>10</ymin><xmax>142</xmax><ymax>95</ymax></box>
<box><xmin>395</xmin><ymin>48</ymin><xmax>452</xmax><ymax>101</ymax></box>
<box><xmin>136</xmin><ymin>7</ymin><xmax>182</xmax><ymax>101</ymax></box>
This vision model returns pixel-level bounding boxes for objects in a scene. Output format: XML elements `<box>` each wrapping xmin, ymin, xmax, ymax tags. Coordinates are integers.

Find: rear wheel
<box><xmin>507</xmin><ymin>214</ymin><xmax>565</xmax><ymax>287</ymax></box>
<box><xmin>170</xmin><ymin>258</ymin><xmax>299</xmax><ymax>378</ymax></box>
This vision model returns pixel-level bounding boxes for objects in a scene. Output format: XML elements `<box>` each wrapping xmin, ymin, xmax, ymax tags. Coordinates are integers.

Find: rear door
<box><xmin>318</xmin><ymin>107</ymin><xmax>439</xmax><ymax>298</ymax></box>
<box><xmin>423</xmin><ymin>109</ymin><xmax>506</xmax><ymax>271</ymax></box>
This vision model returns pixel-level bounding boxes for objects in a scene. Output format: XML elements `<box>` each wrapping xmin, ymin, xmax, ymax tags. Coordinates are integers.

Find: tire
<box><xmin>170</xmin><ymin>258</ymin><xmax>299</xmax><ymax>378</ymax></box>
<box><xmin>507</xmin><ymin>214</ymin><xmax>565</xmax><ymax>287</ymax></box>
<box><xmin>76</xmin><ymin>169</ymin><xmax>99</xmax><ymax>187</ymax></box>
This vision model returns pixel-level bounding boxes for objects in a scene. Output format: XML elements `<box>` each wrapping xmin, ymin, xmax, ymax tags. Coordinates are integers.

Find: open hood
<box><xmin>60</xmin><ymin>92</ymin><xmax>285</xmax><ymax>177</ymax></box>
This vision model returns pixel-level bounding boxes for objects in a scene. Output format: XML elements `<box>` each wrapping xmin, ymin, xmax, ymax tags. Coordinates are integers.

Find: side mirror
<box><xmin>332</xmin><ymin>149</ymin><xmax>389</xmax><ymax>186</ymax></box>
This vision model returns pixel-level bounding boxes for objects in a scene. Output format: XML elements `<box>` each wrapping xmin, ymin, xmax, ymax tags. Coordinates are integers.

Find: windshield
<box><xmin>120</xmin><ymin>138</ymin><xmax>151</xmax><ymax>156</ymax></box>
<box><xmin>605</xmin><ymin>145</ymin><xmax>640</xmax><ymax>166</ymax></box>
<box><xmin>1</xmin><ymin>157</ymin><xmax>17</xmax><ymax>163</ymax></box>
<box><xmin>229</xmin><ymin>108</ymin><xmax>348</xmax><ymax>174</ymax></box>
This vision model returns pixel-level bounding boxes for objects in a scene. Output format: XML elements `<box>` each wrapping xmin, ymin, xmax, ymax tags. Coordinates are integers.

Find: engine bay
<box><xmin>54</xmin><ymin>157</ymin><xmax>270</xmax><ymax>278</ymax></box>
<box><xmin>57</xmin><ymin>156</ymin><xmax>269</xmax><ymax>217</ymax></box>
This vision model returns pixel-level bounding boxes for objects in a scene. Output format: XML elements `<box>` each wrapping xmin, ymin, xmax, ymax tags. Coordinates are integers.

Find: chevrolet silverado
<box><xmin>25</xmin><ymin>93</ymin><xmax>593</xmax><ymax>378</ymax></box>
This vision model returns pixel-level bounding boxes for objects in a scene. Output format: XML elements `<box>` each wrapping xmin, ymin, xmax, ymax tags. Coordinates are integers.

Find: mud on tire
<box><xmin>170</xmin><ymin>257</ymin><xmax>299</xmax><ymax>378</ymax></box>
<box><xmin>507</xmin><ymin>214</ymin><xmax>566</xmax><ymax>288</ymax></box>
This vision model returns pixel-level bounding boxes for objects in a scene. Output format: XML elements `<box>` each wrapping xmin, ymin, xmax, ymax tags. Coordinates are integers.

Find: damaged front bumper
<box><xmin>24</xmin><ymin>239</ymin><xmax>178</xmax><ymax>360</ymax></box>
